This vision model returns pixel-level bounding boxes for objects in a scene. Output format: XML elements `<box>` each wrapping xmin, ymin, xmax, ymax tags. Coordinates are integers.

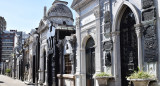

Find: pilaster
<box><xmin>112</xmin><ymin>31</ymin><xmax>121</xmax><ymax>86</ymax></box>
<box><xmin>94</xmin><ymin>5</ymin><xmax>102</xmax><ymax>72</ymax></box>
<box><xmin>38</xmin><ymin>46</ymin><xmax>44</xmax><ymax>86</ymax></box>
<box><xmin>80</xmin><ymin>49</ymin><xmax>85</xmax><ymax>74</ymax></box>
<box><xmin>44</xmin><ymin>46</ymin><xmax>48</xmax><ymax>86</ymax></box>
<box><xmin>135</xmin><ymin>25</ymin><xmax>143</xmax><ymax>70</ymax></box>
<box><xmin>76</xmin><ymin>17</ymin><xmax>81</xmax><ymax>74</ymax></box>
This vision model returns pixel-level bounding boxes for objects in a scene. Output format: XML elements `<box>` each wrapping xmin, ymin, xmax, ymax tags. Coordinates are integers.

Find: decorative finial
<box><xmin>43</xmin><ymin>6</ymin><xmax>47</xmax><ymax>19</ymax></box>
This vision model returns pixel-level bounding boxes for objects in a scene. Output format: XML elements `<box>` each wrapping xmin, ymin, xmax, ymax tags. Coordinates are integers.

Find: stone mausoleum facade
<box><xmin>7</xmin><ymin>0</ymin><xmax>160</xmax><ymax>86</ymax></box>
<box><xmin>71</xmin><ymin>0</ymin><xmax>160</xmax><ymax>86</ymax></box>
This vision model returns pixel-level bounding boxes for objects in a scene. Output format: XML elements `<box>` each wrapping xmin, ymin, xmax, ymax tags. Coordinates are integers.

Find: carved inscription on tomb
<box><xmin>142</xmin><ymin>8</ymin><xmax>155</xmax><ymax>21</ymax></box>
<box><xmin>142</xmin><ymin>0</ymin><xmax>154</xmax><ymax>9</ymax></box>
<box><xmin>143</xmin><ymin>24</ymin><xmax>158</xmax><ymax>62</ymax></box>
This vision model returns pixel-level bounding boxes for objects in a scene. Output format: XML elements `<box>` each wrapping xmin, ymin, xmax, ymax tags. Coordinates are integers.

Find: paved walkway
<box><xmin>0</xmin><ymin>75</ymin><xmax>33</xmax><ymax>86</ymax></box>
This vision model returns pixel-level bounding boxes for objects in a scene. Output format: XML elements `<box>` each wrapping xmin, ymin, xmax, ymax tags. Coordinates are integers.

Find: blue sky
<box><xmin>0</xmin><ymin>0</ymin><xmax>75</xmax><ymax>33</ymax></box>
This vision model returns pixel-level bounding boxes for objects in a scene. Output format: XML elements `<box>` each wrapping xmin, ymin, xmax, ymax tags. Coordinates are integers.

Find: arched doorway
<box><xmin>120</xmin><ymin>7</ymin><xmax>138</xmax><ymax>86</ymax></box>
<box><xmin>85</xmin><ymin>37</ymin><xmax>95</xmax><ymax>86</ymax></box>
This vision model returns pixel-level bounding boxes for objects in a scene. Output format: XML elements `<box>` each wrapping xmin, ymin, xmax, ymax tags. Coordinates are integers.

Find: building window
<box><xmin>2</xmin><ymin>39</ymin><xmax>13</xmax><ymax>42</ymax></box>
<box><xmin>65</xmin><ymin>55</ymin><xmax>71</xmax><ymax>74</ymax></box>
<box><xmin>63</xmin><ymin>21</ymin><xmax>66</xmax><ymax>25</ymax></box>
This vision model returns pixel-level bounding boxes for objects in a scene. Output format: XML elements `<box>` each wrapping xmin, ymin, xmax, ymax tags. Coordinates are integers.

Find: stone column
<box><xmin>28</xmin><ymin>58</ymin><xmax>31</xmax><ymax>83</ymax></box>
<box><xmin>38</xmin><ymin>46</ymin><xmax>44</xmax><ymax>86</ymax></box>
<box><xmin>112</xmin><ymin>31</ymin><xmax>121</xmax><ymax>86</ymax></box>
<box><xmin>30</xmin><ymin>55</ymin><xmax>33</xmax><ymax>83</ymax></box>
<box><xmin>75</xmin><ymin>16</ymin><xmax>81</xmax><ymax>86</ymax></box>
<box><xmin>135</xmin><ymin>26</ymin><xmax>143</xmax><ymax>70</ymax></box>
<box><xmin>80</xmin><ymin>48</ymin><xmax>86</xmax><ymax>86</ymax></box>
<box><xmin>28</xmin><ymin>43</ymin><xmax>33</xmax><ymax>83</ymax></box>
<box><xmin>17</xmin><ymin>59</ymin><xmax>19</xmax><ymax>79</ymax></box>
<box><xmin>76</xmin><ymin>17</ymin><xmax>81</xmax><ymax>74</ymax></box>
<box><xmin>80</xmin><ymin>49</ymin><xmax>85</xmax><ymax>74</ymax></box>
<box><xmin>94</xmin><ymin>5</ymin><xmax>101</xmax><ymax>72</ymax></box>
<box><xmin>44</xmin><ymin>46</ymin><xmax>48</xmax><ymax>86</ymax></box>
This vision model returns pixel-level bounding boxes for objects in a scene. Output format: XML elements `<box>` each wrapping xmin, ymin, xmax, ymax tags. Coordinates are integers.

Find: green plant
<box><xmin>127</xmin><ymin>70</ymin><xmax>155</xmax><ymax>79</ymax></box>
<box><xmin>5</xmin><ymin>69</ymin><xmax>11</xmax><ymax>73</ymax></box>
<box><xmin>95</xmin><ymin>72</ymin><xmax>111</xmax><ymax>77</ymax></box>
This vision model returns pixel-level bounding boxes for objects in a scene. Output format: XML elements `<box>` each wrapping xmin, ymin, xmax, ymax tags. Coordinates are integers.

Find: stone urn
<box><xmin>127</xmin><ymin>78</ymin><xmax>154</xmax><ymax>86</ymax></box>
<box><xmin>96</xmin><ymin>76</ymin><xmax>113</xmax><ymax>85</ymax></box>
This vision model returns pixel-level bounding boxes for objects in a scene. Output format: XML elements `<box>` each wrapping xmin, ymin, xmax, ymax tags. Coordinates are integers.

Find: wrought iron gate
<box><xmin>86</xmin><ymin>37</ymin><xmax>95</xmax><ymax>86</ymax></box>
<box><xmin>120</xmin><ymin>7</ymin><xmax>138</xmax><ymax>86</ymax></box>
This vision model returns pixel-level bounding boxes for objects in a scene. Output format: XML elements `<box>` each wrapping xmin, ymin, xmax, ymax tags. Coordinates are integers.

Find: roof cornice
<box><xmin>71</xmin><ymin>0</ymin><xmax>95</xmax><ymax>11</ymax></box>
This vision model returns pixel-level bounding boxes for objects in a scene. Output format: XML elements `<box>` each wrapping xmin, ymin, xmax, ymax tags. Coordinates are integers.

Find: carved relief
<box><xmin>104</xmin><ymin>23</ymin><xmax>110</xmax><ymax>32</ymax></box>
<box><xmin>104</xmin><ymin>23</ymin><xmax>111</xmax><ymax>38</ymax></box>
<box><xmin>142</xmin><ymin>0</ymin><xmax>154</xmax><ymax>9</ymax></box>
<box><xmin>103</xmin><ymin>41</ymin><xmax>112</xmax><ymax>51</ymax></box>
<box><xmin>141</xmin><ymin>0</ymin><xmax>157</xmax><ymax>62</ymax></box>
<box><xmin>104</xmin><ymin>11</ymin><xmax>111</xmax><ymax>39</ymax></box>
<box><xmin>143</xmin><ymin>24</ymin><xmax>158</xmax><ymax>62</ymax></box>
<box><xmin>142</xmin><ymin>8</ymin><xmax>155</xmax><ymax>21</ymax></box>
<box><xmin>104</xmin><ymin>11</ymin><xmax>111</xmax><ymax>23</ymax></box>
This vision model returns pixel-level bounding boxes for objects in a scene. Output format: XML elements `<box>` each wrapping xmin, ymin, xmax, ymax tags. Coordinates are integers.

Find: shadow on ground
<box><xmin>0</xmin><ymin>81</ymin><xmax>4</xmax><ymax>83</ymax></box>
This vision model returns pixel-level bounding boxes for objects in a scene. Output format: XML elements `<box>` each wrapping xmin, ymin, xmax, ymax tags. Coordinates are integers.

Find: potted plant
<box><xmin>5</xmin><ymin>69</ymin><xmax>11</xmax><ymax>76</ymax></box>
<box><xmin>127</xmin><ymin>70</ymin><xmax>156</xmax><ymax>86</ymax></box>
<box><xmin>94</xmin><ymin>72</ymin><xmax>113</xmax><ymax>85</ymax></box>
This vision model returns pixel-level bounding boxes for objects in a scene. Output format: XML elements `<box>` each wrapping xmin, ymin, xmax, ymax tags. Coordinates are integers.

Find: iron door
<box><xmin>86</xmin><ymin>37</ymin><xmax>95</xmax><ymax>86</ymax></box>
<box><xmin>120</xmin><ymin>7</ymin><xmax>138</xmax><ymax>86</ymax></box>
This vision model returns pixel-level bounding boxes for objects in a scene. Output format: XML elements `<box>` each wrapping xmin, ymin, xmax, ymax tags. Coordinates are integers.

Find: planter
<box><xmin>96</xmin><ymin>76</ymin><xmax>113</xmax><ymax>85</ymax></box>
<box><xmin>6</xmin><ymin>73</ymin><xmax>9</xmax><ymax>76</ymax></box>
<box><xmin>127</xmin><ymin>79</ymin><xmax>154</xmax><ymax>86</ymax></box>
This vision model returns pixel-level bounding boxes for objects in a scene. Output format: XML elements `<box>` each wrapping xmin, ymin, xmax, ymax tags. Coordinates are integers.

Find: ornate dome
<box><xmin>47</xmin><ymin>0</ymin><xmax>73</xmax><ymax>20</ymax></box>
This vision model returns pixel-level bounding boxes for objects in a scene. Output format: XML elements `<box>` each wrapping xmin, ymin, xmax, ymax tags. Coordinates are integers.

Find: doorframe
<box><xmin>81</xmin><ymin>35</ymin><xmax>96</xmax><ymax>86</ymax></box>
<box><xmin>85</xmin><ymin>37</ymin><xmax>95</xmax><ymax>86</ymax></box>
<box><xmin>111</xmin><ymin>1</ymin><xmax>141</xmax><ymax>86</ymax></box>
